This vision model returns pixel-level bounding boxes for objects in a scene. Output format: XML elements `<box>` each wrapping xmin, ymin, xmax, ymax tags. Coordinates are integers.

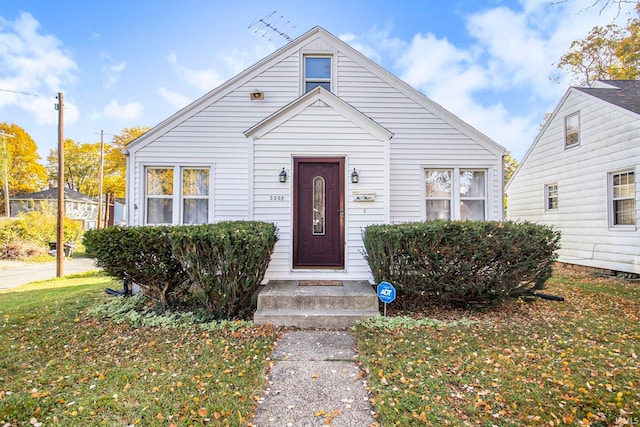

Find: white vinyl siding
<box><xmin>127</xmin><ymin>28</ymin><xmax>505</xmax><ymax>281</ymax></box>
<box><xmin>507</xmin><ymin>88</ymin><xmax>640</xmax><ymax>274</ymax></box>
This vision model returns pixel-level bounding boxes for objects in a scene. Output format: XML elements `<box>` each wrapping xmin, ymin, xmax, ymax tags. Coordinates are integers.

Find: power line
<box><xmin>0</xmin><ymin>88</ymin><xmax>41</xmax><ymax>97</ymax></box>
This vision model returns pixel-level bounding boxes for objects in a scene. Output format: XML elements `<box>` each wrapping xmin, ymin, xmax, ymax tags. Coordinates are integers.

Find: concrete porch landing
<box><xmin>253</xmin><ymin>280</ymin><xmax>380</xmax><ymax>329</ymax></box>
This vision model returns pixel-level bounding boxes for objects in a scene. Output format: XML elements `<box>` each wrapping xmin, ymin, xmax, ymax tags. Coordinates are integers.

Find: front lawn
<box><xmin>354</xmin><ymin>274</ymin><xmax>640</xmax><ymax>426</ymax></box>
<box><xmin>0</xmin><ymin>273</ymin><xmax>280</xmax><ymax>427</ymax></box>
<box><xmin>2</xmin><ymin>271</ymin><xmax>638</xmax><ymax>426</ymax></box>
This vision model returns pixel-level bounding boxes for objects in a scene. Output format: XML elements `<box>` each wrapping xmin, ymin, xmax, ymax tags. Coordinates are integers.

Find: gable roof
<box><xmin>575</xmin><ymin>80</ymin><xmax>640</xmax><ymax>116</ymax></box>
<box><xmin>12</xmin><ymin>188</ymin><xmax>98</xmax><ymax>204</ymax></box>
<box><xmin>506</xmin><ymin>79</ymin><xmax>640</xmax><ymax>190</ymax></box>
<box><xmin>128</xmin><ymin>26</ymin><xmax>504</xmax><ymax>156</ymax></box>
<box><xmin>244</xmin><ymin>86</ymin><xmax>393</xmax><ymax>141</ymax></box>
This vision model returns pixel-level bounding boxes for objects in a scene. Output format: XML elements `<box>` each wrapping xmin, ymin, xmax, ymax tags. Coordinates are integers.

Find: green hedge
<box><xmin>83</xmin><ymin>226</ymin><xmax>189</xmax><ymax>308</ymax></box>
<box><xmin>83</xmin><ymin>221</ymin><xmax>278</xmax><ymax>319</ymax></box>
<box><xmin>363</xmin><ymin>220</ymin><xmax>560</xmax><ymax>306</ymax></box>
<box><xmin>169</xmin><ymin>221</ymin><xmax>278</xmax><ymax>319</ymax></box>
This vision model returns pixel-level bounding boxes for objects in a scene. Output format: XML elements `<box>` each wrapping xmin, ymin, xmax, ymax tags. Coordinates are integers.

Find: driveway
<box><xmin>0</xmin><ymin>258</ymin><xmax>100</xmax><ymax>290</ymax></box>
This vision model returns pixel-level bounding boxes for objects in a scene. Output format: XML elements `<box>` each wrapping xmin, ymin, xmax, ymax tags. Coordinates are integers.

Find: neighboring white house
<box><xmin>11</xmin><ymin>187</ymin><xmax>100</xmax><ymax>230</ymax></box>
<box><xmin>125</xmin><ymin>26</ymin><xmax>506</xmax><ymax>282</ymax></box>
<box><xmin>506</xmin><ymin>80</ymin><xmax>639</xmax><ymax>275</ymax></box>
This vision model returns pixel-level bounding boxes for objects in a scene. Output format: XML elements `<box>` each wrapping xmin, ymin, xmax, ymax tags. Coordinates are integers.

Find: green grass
<box><xmin>354</xmin><ymin>275</ymin><xmax>640</xmax><ymax>426</ymax></box>
<box><xmin>0</xmin><ymin>272</ymin><xmax>280</xmax><ymax>427</ymax></box>
<box><xmin>2</xmin><ymin>272</ymin><xmax>639</xmax><ymax>426</ymax></box>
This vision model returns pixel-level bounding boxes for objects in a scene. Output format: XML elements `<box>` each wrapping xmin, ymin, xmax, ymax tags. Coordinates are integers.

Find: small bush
<box><xmin>83</xmin><ymin>226</ymin><xmax>189</xmax><ymax>308</ymax></box>
<box><xmin>363</xmin><ymin>220</ymin><xmax>560</xmax><ymax>306</ymax></box>
<box><xmin>169</xmin><ymin>221</ymin><xmax>278</xmax><ymax>319</ymax></box>
<box><xmin>0</xmin><ymin>239</ymin><xmax>48</xmax><ymax>259</ymax></box>
<box><xmin>0</xmin><ymin>210</ymin><xmax>83</xmax><ymax>260</ymax></box>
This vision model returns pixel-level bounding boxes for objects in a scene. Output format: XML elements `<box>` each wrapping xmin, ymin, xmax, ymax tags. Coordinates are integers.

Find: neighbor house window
<box><xmin>609</xmin><ymin>170</ymin><xmax>635</xmax><ymax>227</ymax></box>
<box><xmin>304</xmin><ymin>55</ymin><xmax>332</xmax><ymax>93</ymax></box>
<box><xmin>425</xmin><ymin>168</ymin><xmax>487</xmax><ymax>220</ymax></box>
<box><xmin>564</xmin><ymin>112</ymin><xmax>580</xmax><ymax>148</ymax></box>
<box><xmin>545</xmin><ymin>183</ymin><xmax>558</xmax><ymax>210</ymax></box>
<box><xmin>145</xmin><ymin>166</ymin><xmax>210</xmax><ymax>225</ymax></box>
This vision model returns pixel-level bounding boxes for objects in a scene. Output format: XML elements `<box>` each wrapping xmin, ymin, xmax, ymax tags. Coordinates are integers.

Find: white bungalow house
<box><xmin>125</xmin><ymin>26</ymin><xmax>506</xmax><ymax>285</ymax></box>
<box><xmin>506</xmin><ymin>80</ymin><xmax>639</xmax><ymax>275</ymax></box>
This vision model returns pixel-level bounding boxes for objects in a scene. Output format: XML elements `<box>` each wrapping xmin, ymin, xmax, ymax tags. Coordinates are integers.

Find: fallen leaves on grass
<box><xmin>355</xmin><ymin>274</ymin><xmax>640</xmax><ymax>426</ymax></box>
<box><xmin>0</xmin><ymin>279</ymin><xmax>281</xmax><ymax>426</ymax></box>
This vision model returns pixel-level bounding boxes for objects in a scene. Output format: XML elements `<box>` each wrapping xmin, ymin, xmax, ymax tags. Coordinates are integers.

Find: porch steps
<box><xmin>253</xmin><ymin>280</ymin><xmax>380</xmax><ymax>329</ymax></box>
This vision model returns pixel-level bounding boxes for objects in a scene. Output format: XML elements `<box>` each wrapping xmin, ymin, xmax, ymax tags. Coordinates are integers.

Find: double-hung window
<box><xmin>609</xmin><ymin>170</ymin><xmax>636</xmax><ymax>227</ymax></box>
<box><xmin>304</xmin><ymin>55</ymin><xmax>332</xmax><ymax>93</ymax></box>
<box><xmin>459</xmin><ymin>170</ymin><xmax>486</xmax><ymax>220</ymax></box>
<box><xmin>425</xmin><ymin>168</ymin><xmax>487</xmax><ymax>220</ymax></box>
<box><xmin>564</xmin><ymin>112</ymin><xmax>580</xmax><ymax>149</ymax></box>
<box><xmin>145</xmin><ymin>166</ymin><xmax>210</xmax><ymax>225</ymax></box>
<box><xmin>545</xmin><ymin>183</ymin><xmax>558</xmax><ymax>211</ymax></box>
<box><xmin>146</xmin><ymin>167</ymin><xmax>174</xmax><ymax>224</ymax></box>
<box><xmin>425</xmin><ymin>169</ymin><xmax>452</xmax><ymax>220</ymax></box>
<box><xmin>182</xmin><ymin>168</ymin><xmax>210</xmax><ymax>224</ymax></box>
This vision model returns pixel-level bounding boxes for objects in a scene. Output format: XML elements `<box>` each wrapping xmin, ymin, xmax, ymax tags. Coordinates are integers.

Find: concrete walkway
<box><xmin>0</xmin><ymin>257</ymin><xmax>99</xmax><ymax>290</ymax></box>
<box><xmin>252</xmin><ymin>330</ymin><xmax>377</xmax><ymax>427</ymax></box>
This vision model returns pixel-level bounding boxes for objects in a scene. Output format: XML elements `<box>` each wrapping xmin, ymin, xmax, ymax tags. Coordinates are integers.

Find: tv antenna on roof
<box><xmin>249</xmin><ymin>11</ymin><xmax>295</xmax><ymax>42</ymax></box>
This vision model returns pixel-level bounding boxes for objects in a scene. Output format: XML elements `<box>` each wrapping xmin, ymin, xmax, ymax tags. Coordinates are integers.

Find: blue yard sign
<box><xmin>377</xmin><ymin>281</ymin><xmax>396</xmax><ymax>316</ymax></box>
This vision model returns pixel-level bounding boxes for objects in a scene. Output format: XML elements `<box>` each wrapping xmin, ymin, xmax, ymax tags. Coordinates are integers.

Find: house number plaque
<box><xmin>269</xmin><ymin>195</ymin><xmax>285</xmax><ymax>201</ymax></box>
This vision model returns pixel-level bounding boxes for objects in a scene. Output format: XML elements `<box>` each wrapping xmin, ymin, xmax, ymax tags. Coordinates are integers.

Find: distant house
<box><xmin>125</xmin><ymin>26</ymin><xmax>506</xmax><ymax>283</ymax></box>
<box><xmin>506</xmin><ymin>80</ymin><xmax>639</xmax><ymax>275</ymax></box>
<box><xmin>11</xmin><ymin>187</ymin><xmax>99</xmax><ymax>230</ymax></box>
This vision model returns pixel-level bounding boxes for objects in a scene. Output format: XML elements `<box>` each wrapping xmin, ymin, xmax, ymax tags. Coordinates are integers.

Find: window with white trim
<box><xmin>425</xmin><ymin>168</ymin><xmax>487</xmax><ymax>220</ymax></box>
<box><xmin>304</xmin><ymin>55</ymin><xmax>332</xmax><ymax>93</ymax></box>
<box><xmin>146</xmin><ymin>167</ymin><xmax>174</xmax><ymax>224</ymax></box>
<box><xmin>564</xmin><ymin>112</ymin><xmax>580</xmax><ymax>148</ymax></box>
<box><xmin>425</xmin><ymin>169</ymin><xmax>452</xmax><ymax>220</ymax></box>
<box><xmin>609</xmin><ymin>170</ymin><xmax>635</xmax><ymax>227</ymax></box>
<box><xmin>545</xmin><ymin>183</ymin><xmax>558</xmax><ymax>211</ymax></box>
<box><xmin>145</xmin><ymin>166</ymin><xmax>210</xmax><ymax>225</ymax></box>
<box><xmin>460</xmin><ymin>170</ymin><xmax>486</xmax><ymax>220</ymax></box>
<box><xmin>182</xmin><ymin>168</ymin><xmax>210</xmax><ymax>224</ymax></box>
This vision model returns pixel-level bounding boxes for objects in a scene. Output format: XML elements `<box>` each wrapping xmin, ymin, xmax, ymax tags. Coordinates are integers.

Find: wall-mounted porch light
<box><xmin>279</xmin><ymin>168</ymin><xmax>287</xmax><ymax>183</ymax></box>
<box><xmin>351</xmin><ymin>168</ymin><xmax>359</xmax><ymax>184</ymax></box>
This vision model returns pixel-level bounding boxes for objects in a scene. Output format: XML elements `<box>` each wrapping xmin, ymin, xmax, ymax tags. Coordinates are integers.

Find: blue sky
<box><xmin>0</xmin><ymin>0</ymin><xmax>635</xmax><ymax>162</ymax></box>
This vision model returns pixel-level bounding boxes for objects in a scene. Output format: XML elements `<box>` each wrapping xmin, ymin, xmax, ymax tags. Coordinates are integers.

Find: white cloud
<box><xmin>102</xmin><ymin>99</ymin><xmax>142</xmax><ymax>121</ymax></box>
<box><xmin>101</xmin><ymin>54</ymin><xmax>127</xmax><ymax>88</ymax></box>
<box><xmin>0</xmin><ymin>12</ymin><xmax>77</xmax><ymax>124</ymax></box>
<box><xmin>157</xmin><ymin>86</ymin><xmax>191</xmax><ymax>109</ymax></box>
<box><xmin>166</xmin><ymin>52</ymin><xmax>224</xmax><ymax>91</ymax></box>
<box><xmin>346</xmin><ymin>0</ymin><xmax>636</xmax><ymax>160</ymax></box>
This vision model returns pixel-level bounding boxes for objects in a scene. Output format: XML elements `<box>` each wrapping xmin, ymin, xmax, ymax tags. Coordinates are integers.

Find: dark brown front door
<box><xmin>293</xmin><ymin>158</ymin><xmax>344</xmax><ymax>268</ymax></box>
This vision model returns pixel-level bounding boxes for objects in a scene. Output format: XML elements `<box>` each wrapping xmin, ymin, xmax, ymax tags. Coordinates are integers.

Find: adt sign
<box><xmin>377</xmin><ymin>281</ymin><xmax>396</xmax><ymax>304</ymax></box>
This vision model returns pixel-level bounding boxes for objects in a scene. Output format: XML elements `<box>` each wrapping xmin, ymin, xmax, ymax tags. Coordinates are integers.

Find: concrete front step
<box><xmin>254</xmin><ymin>280</ymin><xmax>380</xmax><ymax>328</ymax></box>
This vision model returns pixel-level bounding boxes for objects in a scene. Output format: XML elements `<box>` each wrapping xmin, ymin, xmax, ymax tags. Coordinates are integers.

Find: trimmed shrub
<box><xmin>363</xmin><ymin>220</ymin><xmax>560</xmax><ymax>306</ymax></box>
<box><xmin>83</xmin><ymin>226</ymin><xmax>189</xmax><ymax>308</ymax></box>
<box><xmin>169</xmin><ymin>221</ymin><xmax>278</xmax><ymax>319</ymax></box>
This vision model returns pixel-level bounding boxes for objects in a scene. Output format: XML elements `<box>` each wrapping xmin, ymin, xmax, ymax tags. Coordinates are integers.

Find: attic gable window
<box><xmin>304</xmin><ymin>55</ymin><xmax>332</xmax><ymax>93</ymax></box>
<box><xmin>564</xmin><ymin>112</ymin><xmax>580</xmax><ymax>148</ymax></box>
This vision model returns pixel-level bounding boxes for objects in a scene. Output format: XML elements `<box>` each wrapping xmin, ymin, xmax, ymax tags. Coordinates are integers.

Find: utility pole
<box><xmin>0</xmin><ymin>130</ymin><xmax>15</xmax><ymax>217</ymax></box>
<box><xmin>56</xmin><ymin>92</ymin><xmax>64</xmax><ymax>277</ymax></box>
<box><xmin>97</xmin><ymin>130</ymin><xmax>104</xmax><ymax>229</ymax></box>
